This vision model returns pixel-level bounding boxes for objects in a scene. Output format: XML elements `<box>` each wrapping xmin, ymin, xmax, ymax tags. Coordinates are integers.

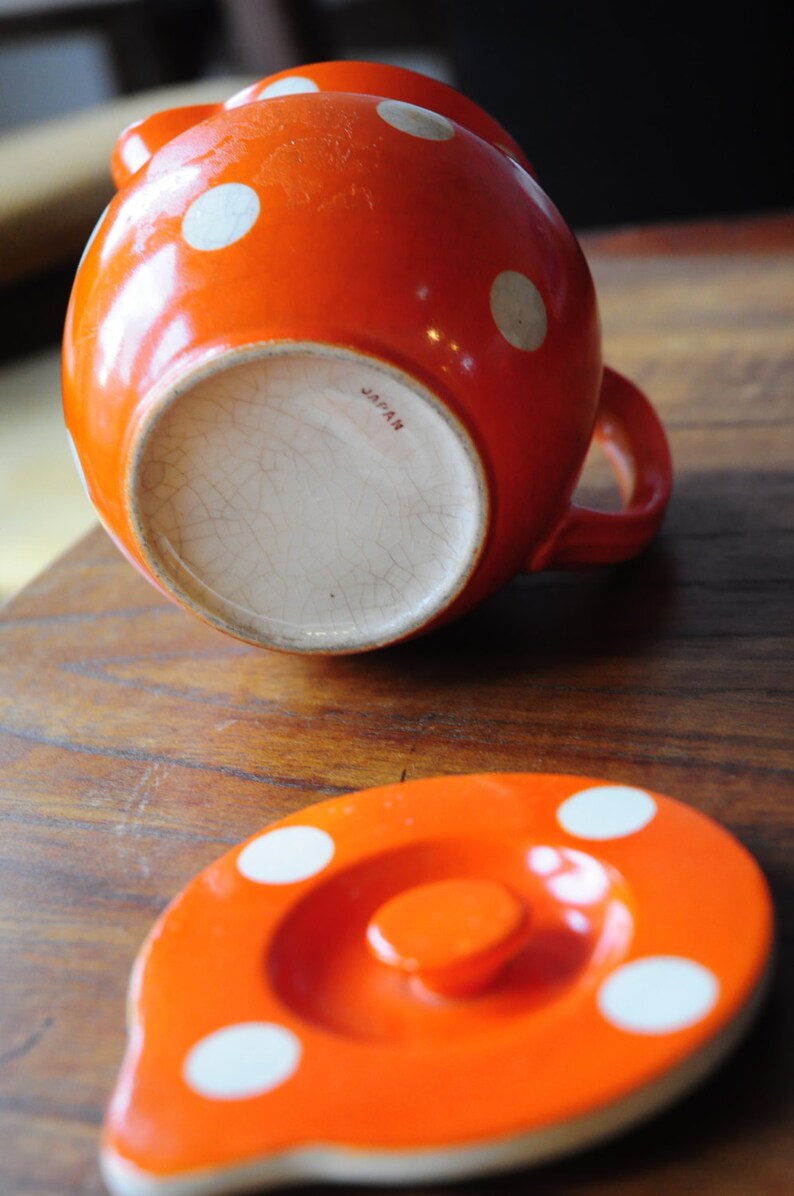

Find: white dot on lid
<box><xmin>489</xmin><ymin>270</ymin><xmax>547</xmax><ymax>351</ymax></box>
<box><xmin>181</xmin><ymin>183</ymin><xmax>260</xmax><ymax>251</ymax></box>
<box><xmin>237</xmin><ymin>825</ymin><xmax>335</xmax><ymax>884</ymax></box>
<box><xmin>557</xmin><ymin>785</ymin><xmax>657</xmax><ymax>840</ymax></box>
<box><xmin>184</xmin><ymin>1022</ymin><xmax>301</xmax><ymax>1099</ymax></box>
<box><xmin>257</xmin><ymin>75</ymin><xmax>319</xmax><ymax>99</ymax></box>
<box><xmin>376</xmin><ymin>99</ymin><xmax>455</xmax><ymax>141</ymax></box>
<box><xmin>598</xmin><ymin>957</ymin><xmax>719</xmax><ymax>1035</ymax></box>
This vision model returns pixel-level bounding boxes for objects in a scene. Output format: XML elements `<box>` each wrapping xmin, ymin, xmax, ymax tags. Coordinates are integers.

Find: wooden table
<box><xmin>1</xmin><ymin>215</ymin><xmax>792</xmax><ymax>1195</ymax></box>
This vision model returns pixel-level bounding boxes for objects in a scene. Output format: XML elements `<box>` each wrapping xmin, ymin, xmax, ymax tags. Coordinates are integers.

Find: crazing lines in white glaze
<box><xmin>376</xmin><ymin>99</ymin><xmax>456</xmax><ymax>141</ymax></box>
<box><xmin>136</xmin><ymin>350</ymin><xmax>485</xmax><ymax>650</ymax></box>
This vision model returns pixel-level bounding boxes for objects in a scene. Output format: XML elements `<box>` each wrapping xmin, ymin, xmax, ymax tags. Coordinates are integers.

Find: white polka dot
<box><xmin>489</xmin><ymin>270</ymin><xmax>547</xmax><ymax>351</ymax></box>
<box><xmin>598</xmin><ymin>957</ymin><xmax>719</xmax><ymax>1034</ymax></box>
<box><xmin>557</xmin><ymin>785</ymin><xmax>657</xmax><ymax>840</ymax></box>
<box><xmin>181</xmin><ymin>183</ymin><xmax>260</xmax><ymax>251</ymax></box>
<box><xmin>237</xmin><ymin>825</ymin><xmax>335</xmax><ymax>884</ymax></box>
<box><xmin>257</xmin><ymin>75</ymin><xmax>319</xmax><ymax>99</ymax></box>
<box><xmin>184</xmin><ymin>1022</ymin><xmax>301</xmax><ymax>1099</ymax></box>
<box><xmin>376</xmin><ymin>100</ymin><xmax>455</xmax><ymax>141</ymax></box>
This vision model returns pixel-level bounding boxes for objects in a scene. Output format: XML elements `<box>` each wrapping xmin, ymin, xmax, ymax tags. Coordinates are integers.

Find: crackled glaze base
<box><xmin>131</xmin><ymin>346</ymin><xmax>487</xmax><ymax>652</ymax></box>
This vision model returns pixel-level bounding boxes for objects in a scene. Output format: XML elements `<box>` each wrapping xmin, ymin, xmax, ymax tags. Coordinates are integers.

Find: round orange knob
<box><xmin>366</xmin><ymin>877</ymin><xmax>530</xmax><ymax>997</ymax></box>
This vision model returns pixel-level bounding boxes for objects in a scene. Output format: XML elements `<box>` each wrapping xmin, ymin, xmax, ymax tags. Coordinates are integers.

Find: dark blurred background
<box><xmin>1</xmin><ymin>0</ymin><xmax>792</xmax><ymax>226</ymax></box>
<box><xmin>2</xmin><ymin>0</ymin><xmax>792</xmax><ymax>346</ymax></box>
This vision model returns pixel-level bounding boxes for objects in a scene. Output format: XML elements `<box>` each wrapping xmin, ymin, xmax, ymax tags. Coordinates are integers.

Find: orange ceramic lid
<box><xmin>101</xmin><ymin>773</ymin><xmax>773</xmax><ymax>1194</ymax></box>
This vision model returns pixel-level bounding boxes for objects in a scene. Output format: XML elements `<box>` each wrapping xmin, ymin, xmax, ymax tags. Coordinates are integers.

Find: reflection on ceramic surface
<box><xmin>101</xmin><ymin>773</ymin><xmax>773</xmax><ymax>1196</ymax></box>
<box><xmin>97</xmin><ymin>246</ymin><xmax>179</xmax><ymax>388</ymax></box>
<box><xmin>64</xmin><ymin>62</ymin><xmax>671</xmax><ymax>654</ymax></box>
<box><xmin>269</xmin><ymin>834</ymin><xmax>633</xmax><ymax>1041</ymax></box>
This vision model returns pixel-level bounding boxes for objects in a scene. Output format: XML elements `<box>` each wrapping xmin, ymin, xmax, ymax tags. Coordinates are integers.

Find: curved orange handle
<box><xmin>528</xmin><ymin>366</ymin><xmax>672</xmax><ymax>571</ymax></box>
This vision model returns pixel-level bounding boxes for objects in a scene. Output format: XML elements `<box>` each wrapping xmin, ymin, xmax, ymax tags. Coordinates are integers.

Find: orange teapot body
<box><xmin>63</xmin><ymin>64</ymin><xmax>670</xmax><ymax>653</ymax></box>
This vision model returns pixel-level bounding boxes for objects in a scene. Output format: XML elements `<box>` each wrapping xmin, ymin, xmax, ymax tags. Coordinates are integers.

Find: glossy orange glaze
<box><xmin>111</xmin><ymin>103</ymin><xmax>218</xmax><ymax>188</ymax></box>
<box><xmin>223</xmin><ymin>60</ymin><xmax>536</xmax><ymax>174</ymax></box>
<box><xmin>112</xmin><ymin>61</ymin><xmax>535</xmax><ymax>189</ymax></box>
<box><xmin>64</xmin><ymin>92</ymin><xmax>599</xmax><ymax>621</ymax></box>
<box><xmin>367</xmin><ymin>876</ymin><xmax>531</xmax><ymax>995</ymax></box>
<box><xmin>102</xmin><ymin>774</ymin><xmax>772</xmax><ymax>1184</ymax></box>
<box><xmin>63</xmin><ymin>65</ymin><xmax>670</xmax><ymax>652</ymax></box>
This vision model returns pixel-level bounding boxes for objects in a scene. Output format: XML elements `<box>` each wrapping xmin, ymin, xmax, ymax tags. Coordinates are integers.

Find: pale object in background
<box><xmin>0</xmin><ymin>348</ymin><xmax>95</xmax><ymax>598</ymax></box>
<box><xmin>0</xmin><ymin>76</ymin><xmax>252</xmax><ymax>285</ymax></box>
<box><xmin>0</xmin><ymin>78</ymin><xmax>252</xmax><ymax>599</ymax></box>
<box><xmin>0</xmin><ymin>28</ymin><xmax>116</xmax><ymax>132</ymax></box>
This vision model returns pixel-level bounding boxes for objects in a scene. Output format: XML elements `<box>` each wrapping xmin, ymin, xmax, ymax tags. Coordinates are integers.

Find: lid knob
<box><xmin>366</xmin><ymin>877</ymin><xmax>530</xmax><ymax>997</ymax></box>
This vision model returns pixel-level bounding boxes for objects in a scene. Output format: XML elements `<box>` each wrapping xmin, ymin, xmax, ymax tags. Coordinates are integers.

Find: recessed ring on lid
<box><xmin>101</xmin><ymin>772</ymin><xmax>773</xmax><ymax>1195</ymax></box>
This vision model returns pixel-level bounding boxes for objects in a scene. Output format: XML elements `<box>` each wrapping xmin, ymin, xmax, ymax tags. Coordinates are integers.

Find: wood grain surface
<box><xmin>1</xmin><ymin>214</ymin><xmax>792</xmax><ymax>1195</ymax></box>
